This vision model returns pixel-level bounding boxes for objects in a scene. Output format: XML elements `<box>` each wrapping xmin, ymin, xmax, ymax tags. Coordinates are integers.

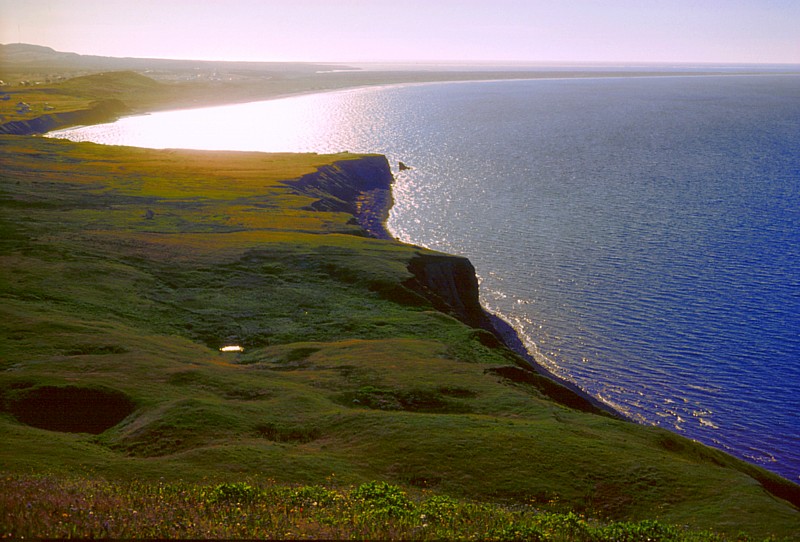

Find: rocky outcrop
<box><xmin>404</xmin><ymin>252</ymin><xmax>493</xmax><ymax>331</ymax></box>
<box><xmin>284</xmin><ymin>155</ymin><xmax>395</xmax><ymax>239</ymax></box>
<box><xmin>484</xmin><ymin>365</ymin><xmax>609</xmax><ymax>416</ymax></box>
<box><xmin>288</xmin><ymin>156</ymin><xmax>491</xmax><ymax>329</ymax></box>
<box><xmin>0</xmin><ymin>99</ymin><xmax>130</xmax><ymax>135</ymax></box>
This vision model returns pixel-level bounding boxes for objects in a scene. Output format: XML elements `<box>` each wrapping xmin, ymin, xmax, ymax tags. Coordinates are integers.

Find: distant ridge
<box><xmin>0</xmin><ymin>43</ymin><xmax>358</xmax><ymax>74</ymax></box>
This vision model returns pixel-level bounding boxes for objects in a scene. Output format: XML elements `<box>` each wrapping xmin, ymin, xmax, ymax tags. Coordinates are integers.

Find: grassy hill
<box><xmin>1</xmin><ymin>135</ymin><xmax>799</xmax><ymax>539</ymax></box>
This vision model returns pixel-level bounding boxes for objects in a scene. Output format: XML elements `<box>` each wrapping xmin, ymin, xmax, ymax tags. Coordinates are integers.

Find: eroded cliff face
<box><xmin>292</xmin><ymin>156</ymin><xmax>627</xmax><ymax>421</ymax></box>
<box><xmin>0</xmin><ymin>99</ymin><xmax>130</xmax><ymax>135</ymax></box>
<box><xmin>288</xmin><ymin>156</ymin><xmax>493</xmax><ymax>331</ymax></box>
<box><xmin>285</xmin><ymin>155</ymin><xmax>395</xmax><ymax>239</ymax></box>
<box><xmin>404</xmin><ymin>252</ymin><xmax>494</xmax><ymax>331</ymax></box>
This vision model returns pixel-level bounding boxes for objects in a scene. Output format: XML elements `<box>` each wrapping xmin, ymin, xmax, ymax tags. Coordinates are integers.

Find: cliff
<box><xmin>285</xmin><ymin>152</ymin><xmax>800</xmax><ymax>509</ymax></box>
<box><xmin>404</xmin><ymin>252</ymin><xmax>492</xmax><ymax>330</ymax></box>
<box><xmin>284</xmin><ymin>154</ymin><xmax>396</xmax><ymax>240</ymax></box>
<box><xmin>0</xmin><ymin>99</ymin><xmax>130</xmax><ymax>135</ymax></box>
<box><xmin>286</xmin><ymin>156</ymin><xmax>498</xmax><ymax>330</ymax></box>
<box><xmin>286</xmin><ymin>156</ymin><xmax>632</xmax><ymax>418</ymax></box>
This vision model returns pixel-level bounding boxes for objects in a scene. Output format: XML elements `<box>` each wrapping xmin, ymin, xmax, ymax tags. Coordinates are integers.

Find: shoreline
<box><xmin>34</xmin><ymin>72</ymin><xmax>793</xmax><ymax>432</ymax></box>
<box><xmin>29</xmin><ymin>68</ymin><xmax>800</xmax><ymax>138</ymax></box>
<box><xmin>4</xmin><ymin>65</ymin><xmax>800</xmax><ymax>531</ymax></box>
<box><xmin>354</xmin><ymin>159</ymin><xmax>626</xmax><ymax>420</ymax></box>
<box><xmin>35</xmin><ymin>72</ymin><xmax>749</xmax><ymax>425</ymax></box>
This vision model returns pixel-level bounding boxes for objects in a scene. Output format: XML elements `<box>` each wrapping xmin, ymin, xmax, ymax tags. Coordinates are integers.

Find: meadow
<box><xmin>1</xmin><ymin>476</ymin><xmax>772</xmax><ymax>540</ymax></box>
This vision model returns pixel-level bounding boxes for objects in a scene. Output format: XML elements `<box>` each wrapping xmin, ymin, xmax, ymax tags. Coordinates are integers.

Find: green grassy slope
<box><xmin>1</xmin><ymin>135</ymin><xmax>799</xmax><ymax>538</ymax></box>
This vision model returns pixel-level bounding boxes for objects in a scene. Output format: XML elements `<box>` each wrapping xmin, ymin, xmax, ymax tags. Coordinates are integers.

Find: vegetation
<box><xmin>0</xmin><ymin>475</ymin><xmax>784</xmax><ymax>540</ymax></box>
<box><xmin>1</xmin><ymin>134</ymin><xmax>799</xmax><ymax>539</ymax></box>
<box><xmin>0</xmin><ymin>71</ymin><xmax>162</xmax><ymax>126</ymax></box>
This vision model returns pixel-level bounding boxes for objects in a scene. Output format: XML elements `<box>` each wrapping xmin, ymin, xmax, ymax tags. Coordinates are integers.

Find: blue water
<box><xmin>50</xmin><ymin>74</ymin><xmax>800</xmax><ymax>482</ymax></box>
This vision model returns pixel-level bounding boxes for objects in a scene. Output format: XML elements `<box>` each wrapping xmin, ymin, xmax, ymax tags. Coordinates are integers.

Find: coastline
<box><xmin>29</xmin><ymin>72</ymin><xmax>751</xmax><ymax>426</ymax></box>
<box><xmin>14</xmin><ymin>67</ymin><xmax>800</xmax><ymax>137</ymax></box>
<box><xmin>284</xmin><ymin>151</ymin><xmax>800</xmax><ymax>503</ymax></box>
<box><xmin>4</xmin><ymin>133</ymin><xmax>800</xmax><ymax>530</ymax></box>
<box><xmin>276</xmin><ymin>147</ymin><xmax>625</xmax><ymax>419</ymax></box>
<box><xmin>30</xmin><ymin>72</ymin><xmax>799</xmax><ymax>482</ymax></box>
<box><xmin>353</xmin><ymin>158</ymin><xmax>625</xmax><ymax>420</ymax></box>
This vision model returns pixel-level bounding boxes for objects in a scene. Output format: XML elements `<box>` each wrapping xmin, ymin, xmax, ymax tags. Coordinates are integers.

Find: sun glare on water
<box><xmin>48</xmin><ymin>94</ymin><xmax>349</xmax><ymax>152</ymax></box>
<box><xmin>219</xmin><ymin>345</ymin><xmax>244</xmax><ymax>352</ymax></box>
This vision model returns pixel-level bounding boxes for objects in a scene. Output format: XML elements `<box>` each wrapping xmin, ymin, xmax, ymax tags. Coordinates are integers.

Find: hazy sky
<box><xmin>1</xmin><ymin>0</ymin><xmax>798</xmax><ymax>64</ymax></box>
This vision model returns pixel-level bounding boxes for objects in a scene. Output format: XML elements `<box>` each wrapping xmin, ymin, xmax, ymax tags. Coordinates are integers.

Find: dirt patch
<box><xmin>7</xmin><ymin>385</ymin><xmax>135</xmax><ymax>434</ymax></box>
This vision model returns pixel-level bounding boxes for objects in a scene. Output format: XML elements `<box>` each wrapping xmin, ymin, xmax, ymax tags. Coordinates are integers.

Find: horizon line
<box><xmin>3</xmin><ymin>43</ymin><xmax>800</xmax><ymax>68</ymax></box>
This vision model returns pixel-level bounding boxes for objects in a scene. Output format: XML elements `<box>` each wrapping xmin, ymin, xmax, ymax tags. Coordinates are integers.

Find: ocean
<box><xmin>50</xmin><ymin>73</ymin><xmax>800</xmax><ymax>482</ymax></box>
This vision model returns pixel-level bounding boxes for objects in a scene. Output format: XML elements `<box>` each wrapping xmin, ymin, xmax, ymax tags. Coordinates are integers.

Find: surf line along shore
<box><xmin>283</xmin><ymin>152</ymin><xmax>623</xmax><ymax>419</ymax></box>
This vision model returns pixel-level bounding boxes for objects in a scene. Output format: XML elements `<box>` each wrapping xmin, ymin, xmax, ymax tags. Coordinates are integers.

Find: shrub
<box><xmin>536</xmin><ymin>511</ymin><xmax>591</xmax><ymax>539</ymax></box>
<box><xmin>419</xmin><ymin>494</ymin><xmax>460</xmax><ymax>523</ymax></box>
<box><xmin>485</xmin><ymin>523</ymin><xmax>549</xmax><ymax>542</ymax></box>
<box><xmin>205</xmin><ymin>482</ymin><xmax>262</xmax><ymax>505</ymax></box>
<box><xmin>289</xmin><ymin>485</ymin><xmax>341</xmax><ymax>507</ymax></box>
<box><xmin>351</xmin><ymin>481</ymin><xmax>413</xmax><ymax>518</ymax></box>
<box><xmin>596</xmin><ymin>519</ymin><xmax>681</xmax><ymax>541</ymax></box>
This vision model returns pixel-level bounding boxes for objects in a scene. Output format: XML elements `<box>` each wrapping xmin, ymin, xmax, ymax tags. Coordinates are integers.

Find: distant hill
<box><xmin>0</xmin><ymin>43</ymin><xmax>357</xmax><ymax>75</ymax></box>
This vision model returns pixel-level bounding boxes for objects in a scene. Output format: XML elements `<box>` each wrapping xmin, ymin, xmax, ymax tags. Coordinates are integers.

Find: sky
<box><xmin>1</xmin><ymin>0</ymin><xmax>798</xmax><ymax>64</ymax></box>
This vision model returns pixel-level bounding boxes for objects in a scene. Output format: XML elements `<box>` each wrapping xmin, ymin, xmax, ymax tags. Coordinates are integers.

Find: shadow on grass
<box><xmin>5</xmin><ymin>385</ymin><xmax>135</xmax><ymax>434</ymax></box>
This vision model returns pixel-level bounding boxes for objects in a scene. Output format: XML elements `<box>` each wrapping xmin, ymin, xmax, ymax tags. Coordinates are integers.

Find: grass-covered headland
<box><xmin>1</xmin><ymin>134</ymin><xmax>799</xmax><ymax>539</ymax></box>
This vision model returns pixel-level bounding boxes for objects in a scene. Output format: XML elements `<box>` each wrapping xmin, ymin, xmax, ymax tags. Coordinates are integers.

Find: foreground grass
<box><xmin>1</xmin><ymin>475</ymin><xmax>774</xmax><ymax>541</ymax></box>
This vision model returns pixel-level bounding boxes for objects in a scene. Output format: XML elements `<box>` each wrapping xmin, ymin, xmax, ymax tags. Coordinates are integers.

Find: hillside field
<box><xmin>1</xmin><ymin>135</ymin><xmax>799</xmax><ymax>539</ymax></box>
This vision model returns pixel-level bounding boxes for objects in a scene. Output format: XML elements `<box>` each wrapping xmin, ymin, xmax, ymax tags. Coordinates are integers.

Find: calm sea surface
<box><xmin>50</xmin><ymin>75</ymin><xmax>800</xmax><ymax>482</ymax></box>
